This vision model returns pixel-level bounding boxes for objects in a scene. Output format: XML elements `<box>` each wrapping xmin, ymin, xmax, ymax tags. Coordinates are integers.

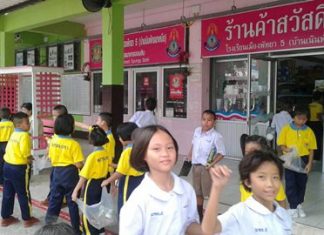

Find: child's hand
<box><xmin>305</xmin><ymin>163</ymin><xmax>312</xmax><ymax>174</ymax></box>
<box><xmin>209</xmin><ymin>165</ymin><xmax>232</xmax><ymax>189</ymax></box>
<box><xmin>101</xmin><ymin>179</ymin><xmax>109</xmax><ymax>187</ymax></box>
<box><xmin>111</xmin><ymin>184</ymin><xmax>118</xmax><ymax>197</ymax></box>
<box><xmin>72</xmin><ymin>190</ymin><xmax>78</xmax><ymax>202</ymax></box>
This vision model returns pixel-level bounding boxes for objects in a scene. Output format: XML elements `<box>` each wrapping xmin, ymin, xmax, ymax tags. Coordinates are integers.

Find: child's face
<box><xmin>18</xmin><ymin>118</ymin><xmax>31</xmax><ymax>132</ymax></box>
<box><xmin>52</xmin><ymin>110</ymin><xmax>61</xmax><ymax>121</ymax></box>
<box><xmin>293</xmin><ymin>114</ymin><xmax>307</xmax><ymax>127</ymax></box>
<box><xmin>21</xmin><ymin>107</ymin><xmax>32</xmax><ymax>117</ymax></box>
<box><xmin>245</xmin><ymin>161</ymin><xmax>281</xmax><ymax>210</ymax></box>
<box><xmin>144</xmin><ymin>130</ymin><xmax>177</xmax><ymax>174</ymax></box>
<box><xmin>245</xmin><ymin>142</ymin><xmax>261</xmax><ymax>155</ymax></box>
<box><xmin>96</xmin><ymin>116</ymin><xmax>107</xmax><ymax>129</ymax></box>
<box><xmin>201</xmin><ymin>113</ymin><xmax>216</xmax><ymax>132</ymax></box>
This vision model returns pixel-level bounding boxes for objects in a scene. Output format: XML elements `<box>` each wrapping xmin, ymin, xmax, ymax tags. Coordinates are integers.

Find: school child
<box><xmin>240</xmin><ymin>135</ymin><xmax>287</xmax><ymax>208</ymax></box>
<box><xmin>76</xmin><ymin>112</ymin><xmax>115</xmax><ymax>175</ymax></box>
<box><xmin>278</xmin><ymin>107</ymin><xmax>317</xmax><ymax>218</ymax></box>
<box><xmin>0</xmin><ymin>107</ymin><xmax>14</xmax><ymax>185</ymax></box>
<box><xmin>101</xmin><ymin>122</ymin><xmax>143</xmax><ymax>214</ymax></box>
<box><xmin>271</xmin><ymin>102</ymin><xmax>292</xmax><ymax>139</ymax></box>
<box><xmin>201</xmin><ymin>150</ymin><xmax>292</xmax><ymax>235</ymax></box>
<box><xmin>71</xmin><ymin>125</ymin><xmax>110</xmax><ymax>235</ymax></box>
<box><xmin>21</xmin><ymin>102</ymin><xmax>43</xmax><ymax>136</ymax></box>
<box><xmin>129</xmin><ymin>97</ymin><xmax>157</xmax><ymax>127</ymax></box>
<box><xmin>45</xmin><ymin>114</ymin><xmax>84</xmax><ymax>235</ymax></box>
<box><xmin>41</xmin><ymin>104</ymin><xmax>69</xmax><ymax>206</ymax></box>
<box><xmin>119</xmin><ymin>125</ymin><xmax>201</xmax><ymax>235</ymax></box>
<box><xmin>1</xmin><ymin>112</ymin><xmax>40</xmax><ymax>227</ymax></box>
<box><xmin>187</xmin><ymin>109</ymin><xmax>226</xmax><ymax>220</ymax></box>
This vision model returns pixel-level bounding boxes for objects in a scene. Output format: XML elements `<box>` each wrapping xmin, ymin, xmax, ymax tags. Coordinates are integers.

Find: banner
<box><xmin>89</xmin><ymin>25</ymin><xmax>185</xmax><ymax>69</ymax></box>
<box><xmin>201</xmin><ymin>0</ymin><xmax>324</xmax><ymax>57</ymax></box>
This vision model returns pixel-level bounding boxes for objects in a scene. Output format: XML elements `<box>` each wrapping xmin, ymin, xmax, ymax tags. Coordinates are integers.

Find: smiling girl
<box><xmin>202</xmin><ymin>150</ymin><xmax>292</xmax><ymax>235</ymax></box>
<box><xmin>119</xmin><ymin>125</ymin><xmax>201</xmax><ymax>235</ymax></box>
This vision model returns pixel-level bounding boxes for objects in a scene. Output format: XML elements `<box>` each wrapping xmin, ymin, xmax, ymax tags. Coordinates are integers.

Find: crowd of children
<box><xmin>0</xmin><ymin>102</ymin><xmax>317</xmax><ymax>235</ymax></box>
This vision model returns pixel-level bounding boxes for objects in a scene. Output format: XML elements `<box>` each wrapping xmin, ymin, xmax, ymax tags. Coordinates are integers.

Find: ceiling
<box><xmin>0</xmin><ymin>0</ymin><xmax>43</xmax><ymax>14</ymax></box>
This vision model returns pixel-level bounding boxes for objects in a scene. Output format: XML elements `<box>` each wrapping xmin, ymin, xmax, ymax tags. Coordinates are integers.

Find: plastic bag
<box><xmin>76</xmin><ymin>187</ymin><xmax>118</xmax><ymax>230</ymax></box>
<box><xmin>279</xmin><ymin>148</ymin><xmax>307</xmax><ymax>174</ymax></box>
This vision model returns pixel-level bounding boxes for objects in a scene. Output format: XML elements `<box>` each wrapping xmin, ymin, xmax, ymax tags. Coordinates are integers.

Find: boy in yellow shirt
<box><xmin>1</xmin><ymin>112</ymin><xmax>39</xmax><ymax>227</ymax></box>
<box><xmin>0</xmin><ymin>107</ymin><xmax>14</xmax><ymax>185</ymax></box>
<box><xmin>278</xmin><ymin>107</ymin><xmax>317</xmax><ymax>218</ymax></box>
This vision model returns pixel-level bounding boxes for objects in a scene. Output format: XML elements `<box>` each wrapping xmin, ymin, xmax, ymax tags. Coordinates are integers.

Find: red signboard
<box><xmin>168</xmin><ymin>73</ymin><xmax>184</xmax><ymax>100</ymax></box>
<box><xmin>89</xmin><ymin>38</ymin><xmax>102</xmax><ymax>69</ymax></box>
<box><xmin>89</xmin><ymin>25</ymin><xmax>185</xmax><ymax>69</ymax></box>
<box><xmin>201</xmin><ymin>0</ymin><xmax>324</xmax><ymax>57</ymax></box>
<box><xmin>124</xmin><ymin>25</ymin><xmax>185</xmax><ymax>66</ymax></box>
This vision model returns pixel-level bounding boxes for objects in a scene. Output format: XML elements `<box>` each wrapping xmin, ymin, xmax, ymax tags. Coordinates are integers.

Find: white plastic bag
<box><xmin>279</xmin><ymin>148</ymin><xmax>307</xmax><ymax>174</ymax></box>
<box><xmin>76</xmin><ymin>187</ymin><xmax>118</xmax><ymax>230</ymax></box>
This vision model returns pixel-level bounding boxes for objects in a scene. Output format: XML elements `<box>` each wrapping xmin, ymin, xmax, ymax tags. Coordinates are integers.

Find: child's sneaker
<box><xmin>24</xmin><ymin>217</ymin><xmax>40</xmax><ymax>228</ymax></box>
<box><xmin>288</xmin><ymin>209</ymin><xmax>298</xmax><ymax>218</ymax></box>
<box><xmin>1</xmin><ymin>216</ymin><xmax>19</xmax><ymax>227</ymax></box>
<box><xmin>297</xmin><ymin>204</ymin><xmax>306</xmax><ymax>218</ymax></box>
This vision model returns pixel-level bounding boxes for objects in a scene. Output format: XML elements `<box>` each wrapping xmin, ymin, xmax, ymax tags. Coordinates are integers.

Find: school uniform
<box><xmin>119</xmin><ymin>172</ymin><xmax>199</xmax><ymax>235</ymax></box>
<box><xmin>116</xmin><ymin>144</ymin><xmax>144</xmax><ymax>214</ymax></box>
<box><xmin>45</xmin><ymin>135</ymin><xmax>84</xmax><ymax>235</ymax></box>
<box><xmin>0</xmin><ymin>119</ymin><xmax>14</xmax><ymax>184</ymax></box>
<box><xmin>218</xmin><ymin>196</ymin><xmax>292</xmax><ymax>235</ymax></box>
<box><xmin>240</xmin><ymin>183</ymin><xmax>286</xmax><ymax>202</ymax></box>
<box><xmin>277</xmin><ymin>122</ymin><xmax>317</xmax><ymax>209</ymax></box>
<box><xmin>1</xmin><ymin>128</ymin><xmax>33</xmax><ymax>221</ymax></box>
<box><xmin>104</xmin><ymin>130</ymin><xmax>115</xmax><ymax>174</ymax></box>
<box><xmin>129</xmin><ymin>110</ymin><xmax>157</xmax><ymax>127</ymax></box>
<box><xmin>308</xmin><ymin>101</ymin><xmax>323</xmax><ymax>161</ymax></box>
<box><xmin>271</xmin><ymin>111</ymin><xmax>292</xmax><ymax>137</ymax></box>
<box><xmin>191</xmin><ymin>127</ymin><xmax>226</xmax><ymax>197</ymax></box>
<box><xmin>80</xmin><ymin>147</ymin><xmax>110</xmax><ymax>235</ymax></box>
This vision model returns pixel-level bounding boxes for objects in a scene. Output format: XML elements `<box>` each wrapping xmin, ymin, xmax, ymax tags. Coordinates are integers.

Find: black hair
<box><xmin>145</xmin><ymin>97</ymin><xmax>157</xmax><ymax>111</ymax></box>
<box><xmin>12</xmin><ymin>112</ymin><xmax>29</xmax><ymax>127</ymax></box>
<box><xmin>89</xmin><ymin>125</ymin><xmax>109</xmax><ymax>146</ymax></box>
<box><xmin>313</xmin><ymin>90</ymin><xmax>321</xmax><ymax>101</ymax></box>
<box><xmin>34</xmin><ymin>222</ymin><xmax>76</xmax><ymax>235</ymax></box>
<box><xmin>53</xmin><ymin>104</ymin><xmax>68</xmax><ymax>116</ymax></box>
<box><xmin>202</xmin><ymin>109</ymin><xmax>216</xmax><ymax>120</ymax></box>
<box><xmin>0</xmin><ymin>107</ymin><xmax>11</xmax><ymax>119</ymax></box>
<box><xmin>116</xmin><ymin>122</ymin><xmax>138</xmax><ymax>142</ymax></box>
<box><xmin>54</xmin><ymin>114</ymin><xmax>74</xmax><ymax>135</ymax></box>
<box><xmin>292</xmin><ymin>105</ymin><xmax>309</xmax><ymax>118</ymax></box>
<box><xmin>99</xmin><ymin>112</ymin><xmax>113</xmax><ymax>127</ymax></box>
<box><xmin>21</xmin><ymin>102</ymin><xmax>32</xmax><ymax>111</ymax></box>
<box><xmin>239</xmin><ymin>150</ymin><xmax>283</xmax><ymax>192</ymax></box>
<box><xmin>130</xmin><ymin>125</ymin><xmax>179</xmax><ymax>172</ymax></box>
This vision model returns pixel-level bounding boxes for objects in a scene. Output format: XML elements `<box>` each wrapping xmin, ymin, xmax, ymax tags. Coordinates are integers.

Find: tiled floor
<box><xmin>0</xmin><ymin>138</ymin><xmax>323</xmax><ymax>235</ymax></box>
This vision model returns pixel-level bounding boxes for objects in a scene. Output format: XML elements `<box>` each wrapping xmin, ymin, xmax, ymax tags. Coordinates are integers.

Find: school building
<box><xmin>0</xmin><ymin>0</ymin><xmax>324</xmax><ymax>232</ymax></box>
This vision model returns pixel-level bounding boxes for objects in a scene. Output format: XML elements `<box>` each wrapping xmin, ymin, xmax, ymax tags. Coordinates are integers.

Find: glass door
<box><xmin>248</xmin><ymin>54</ymin><xmax>271</xmax><ymax>135</ymax></box>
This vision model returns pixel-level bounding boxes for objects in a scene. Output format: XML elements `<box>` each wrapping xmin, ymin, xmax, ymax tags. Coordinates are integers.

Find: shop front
<box><xmin>201</xmin><ymin>0</ymin><xmax>324</xmax><ymax>171</ymax></box>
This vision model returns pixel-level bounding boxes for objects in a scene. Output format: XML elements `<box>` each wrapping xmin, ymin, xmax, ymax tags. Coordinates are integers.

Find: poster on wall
<box><xmin>27</xmin><ymin>49</ymin><xmax>35</xmax><ymax>66</ymax></box>
<box><xmin>163</xmin><ymin>67</ymin><xmax>187</xmax><ymax>118</ymax></box>
<box><xmin>89</xmin><ymin>38</ymin><xmax>102</xmax><ymax>70</ymax></box>
<box><xmin>64</xmin><ymin>43</ymin><xmax>74</xmax><ymax>70</ymax></box>
<box><xmin>15</xmin><ymin>51</ymin><xmax>24</xmax><ymax>66</ymax></box>
<box><xmin>135</xmin><ymin>71</ymin><xmax>157</xmax><ymax>111</ymax></box>
<box><xmin>48</xmin><ymin>45</ymin><xmax>59</xmax><ymax>67</ymax></box>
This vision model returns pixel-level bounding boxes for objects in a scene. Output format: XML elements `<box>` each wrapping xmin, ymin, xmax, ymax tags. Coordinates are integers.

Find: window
<box><xmin>135</xmin><ymin>71</ymin><xmax>157</xmax><ymax>111</ymax></box>
<box><xmin>93</xmin><ymin>72</ymin><xmax>102</xmax><ymax>113</ymax></box>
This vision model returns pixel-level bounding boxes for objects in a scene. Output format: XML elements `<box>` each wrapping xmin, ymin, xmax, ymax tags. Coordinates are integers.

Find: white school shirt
<box><xmin>218</xmin><ymin>196</ymin><xmax>292</xmax><ymax>235</ymax></box>
<box><xmin>271</xmin><ymin>111</ymin><xmax>292</xmax><ymax>135</ymax></box>
<box><xmin>129</xmin><ymin>110</ymin><xmax>157</xmax><ymax>127</ymax></box>
<box><xmin>119</xmin><ymin>172</ymin><xmax>199</xmax><ymax>235</ymax></box>
<box><xmin>191</xmin><ymin>127</ymin><xmax>226</xmax><ymax>165</ymax></box>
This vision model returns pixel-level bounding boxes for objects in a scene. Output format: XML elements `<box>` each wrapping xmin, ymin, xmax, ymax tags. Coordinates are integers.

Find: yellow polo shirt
<box><xmin>309</xmin><ymin>102</ymin><xmax>323</xmax><ymax>122</ymax></box>
<box><xmin>79</xmin><ymin>148</ymin><xmax>110</xmax><ymax>179</ymax></box>
<box><xmin>48</xmin><ymin>135</ymin><xmax>84</xmax><ymax>166</ymax></box>
<box><xmin>4</xmin><ymin>129</ymin><xmax>31</xmax><ymax>165</ymax></box>
<box><xmin>277</xmin><ymin>123</ymin><xmax>317</xmax><ymax>157</ymax></box>
<box><xmin>0</xmin><ymin>120</ymin><xmax>14</xmax><ymax>142</ymax></box>
<box><xmin>105</xmin><ymin>131</ymin><xmax>115</xmax><ymax>173</ymax></box>
<box><xmin>116</xmin><ymin>145</ymin><xmax>143</xmax><ymax>177</ymax></box>
<box><xmin>240</xmin><ymin>183</ymin><xmax>286</xmax><ymax>202</ymax></box>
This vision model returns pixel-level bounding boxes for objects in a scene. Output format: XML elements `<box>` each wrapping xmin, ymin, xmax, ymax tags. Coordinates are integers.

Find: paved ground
<box><xmin>0</xmin><ymin>139</ymin><xmax>324</xmax><ymax>235</ymax></box>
